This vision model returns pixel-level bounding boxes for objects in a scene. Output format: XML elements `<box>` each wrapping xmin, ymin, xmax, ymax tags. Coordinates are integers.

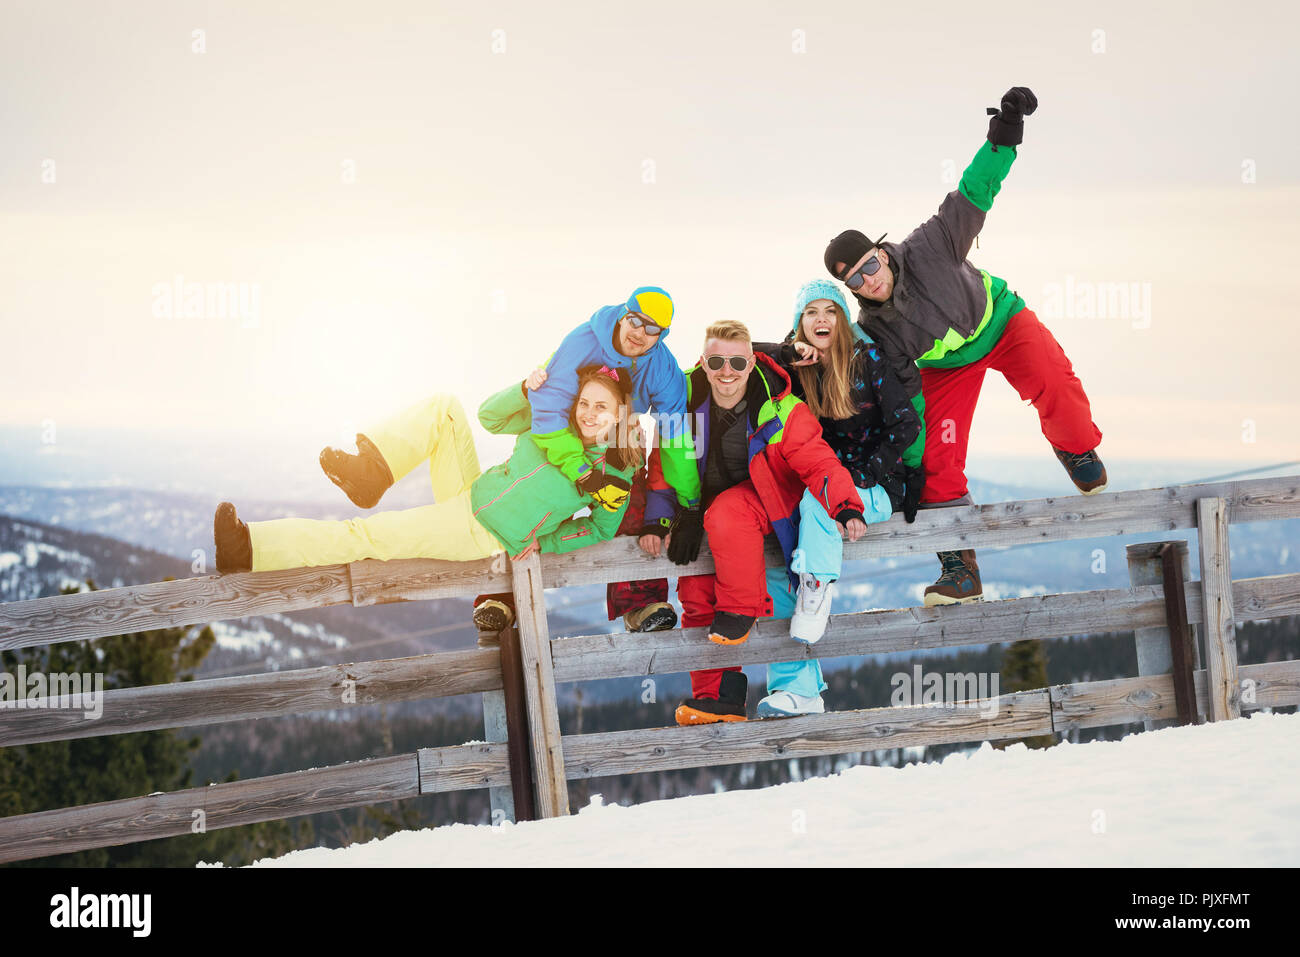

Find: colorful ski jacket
<box><xmin>852</xmin><ymin>138</ymin><xmax>1027</xmax><ymax>465</ymax></box>
<box><xmin>471</xmin><ymin>382</ymin><xmax>637</xmax><ymax>555</ymax></box>
<box><xmin>528</xmin><ymin>287</ymin><xmax>692</xmax><ymax>490</ymax></box>
<box><xmin>754</xmin><ymin>335</ymin><xmax>921</xmax><ymax>510</ymax></box>
<box><xmin>646</xmin><ymin>353</ymin><xmax>860</xmax><ymax>585</ymax></box>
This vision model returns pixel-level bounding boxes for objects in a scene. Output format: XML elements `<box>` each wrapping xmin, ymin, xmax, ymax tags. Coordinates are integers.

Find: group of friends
<box><xmin>213</xmin><ymin>87</ymin><xmax>1107</xmax><ymax>726</ymax></box>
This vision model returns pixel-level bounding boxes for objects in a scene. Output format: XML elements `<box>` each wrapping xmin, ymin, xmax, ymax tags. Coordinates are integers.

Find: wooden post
<box><xmin>481</xmin><ymin>687</ymin><xmax>516</xmax><ymax>824</ymax></box>
<box><xmin>1159</xmin><ymin>544</ymin><xmax>1199</xmax><ymax>725</ymax></box>
<box><xmin>509</xmin><ymin>550</ymin><xmax>570</xmax><ymax>817</ymax></box>
<box><xmin>498</xmin><ymin>625</ymin><xmax>537</xmax><ymax>821</ymax></box>
<box><xmin>1196</xmin><ymin>497</ymin><xmax>1242</xmax><ymax>721</ymax></box>
<box><xmin>1126</xmin><ymin>541</ymin><xmax>1197</xmax><ymax>731</ymax></box>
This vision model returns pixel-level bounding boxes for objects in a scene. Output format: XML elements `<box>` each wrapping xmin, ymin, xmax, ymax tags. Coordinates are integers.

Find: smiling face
<box><xmin>840</xmin><ymin>248</ymin><xmax>894</xmax><ymax>302</ymax></box>
<box><xmin>799</xmin><ymin>299</ymin><xmax>840</xmax><ymax>349</ymax></box>
<box><xmin>701</xmin><ymin>336</ymin><xmax>754</xmax><ymax>409</ymax></box>
<box><xmin>573</xmin><ymin>379</ymin><xmax>622</xmax><ymax>444</ymax></box>
<box><xmin>615</xmin><ymin>315</ymin><xmax>656</xmax><ymax>358</ymax></box>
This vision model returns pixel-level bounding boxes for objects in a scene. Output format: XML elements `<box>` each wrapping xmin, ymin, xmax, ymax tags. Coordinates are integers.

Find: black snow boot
<box><xmin>214</xmin><ymin>502</ymin><xmax>253</xmax><ymax>574</ymax></box>
<box><xmin>319</xmin><ymin>433</ymin><xmax>395</xmax><ymax>509</ymax></box>
<box><xmin>675</xmin><ymin>671</ymin><xmax>748</xmax><ymax>725</ymax></box>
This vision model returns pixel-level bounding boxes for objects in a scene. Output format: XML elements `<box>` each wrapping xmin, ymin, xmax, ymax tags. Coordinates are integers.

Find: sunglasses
<box><xmin>624</xmin><ymin>311</ymin><xmax>664</xmax><ymax>336</ymax></box>
<box><xmin>704</xmin><ymin>354</ymin><xmax>752</xmax><ymax>373</ymax></box>
<box><xmin>844</xmin><ymin>254</ymin><xmax>883</xmax><ymax>291</ymax></box>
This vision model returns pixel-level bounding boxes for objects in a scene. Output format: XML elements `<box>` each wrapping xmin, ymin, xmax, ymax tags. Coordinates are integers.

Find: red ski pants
<box><xmin>919</xmin><ymin>308</ymin><xmax>1102</xmax><ymax>505</ymax></box>
<box><xmin>679</xmin><ymin>480</ymin><xmax>775</xmax><ymax>699</ymax></box>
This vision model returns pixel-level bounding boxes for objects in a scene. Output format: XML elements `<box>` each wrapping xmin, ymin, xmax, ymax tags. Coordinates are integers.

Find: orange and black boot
<box><xmin>922</xmin><ymin>549</ymin><xmax>983</xmax><ymax>606</ymax></box>
<box><xmin>319</xmin><ymin>433</ymin><xmax>394</xmax><ymax>509</ymax></box>
<box><xmin>708</xmin><ymin>611</ymin><xmax>755</xmax><ymax>646</ymax></box>
<box><xmin>675</xmin><ymin>671</ymin><xmax>748</xmax><ymax>725</ymax></box>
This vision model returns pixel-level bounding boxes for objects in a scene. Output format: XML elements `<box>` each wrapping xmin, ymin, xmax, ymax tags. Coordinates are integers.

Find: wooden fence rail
<box><xmin>1</xmin><ymin>477</ymin><xmax>1299</xmax><ymax>863</ymax></box>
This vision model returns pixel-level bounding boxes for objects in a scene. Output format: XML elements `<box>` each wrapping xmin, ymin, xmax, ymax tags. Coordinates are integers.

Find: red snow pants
<box><xmin>919</xmin><ymin>308</ymin><xmax>1103</xmax><ymax>505</ymax></box>
<box><xmin>679</xmin><ymin>480</ymin><xmax>775</xmax><ymax>699</ymax></box>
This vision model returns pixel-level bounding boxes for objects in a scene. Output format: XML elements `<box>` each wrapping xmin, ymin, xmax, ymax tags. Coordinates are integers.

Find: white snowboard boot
<box><xmin>790</xmin><ymin>574</ymin><xmax>833</xmax><ymax>644</ymax></box>
<box><xmin>757</xmin><ymin>690</ymin><xmax>826</xmax><ymax>718</ymax></box>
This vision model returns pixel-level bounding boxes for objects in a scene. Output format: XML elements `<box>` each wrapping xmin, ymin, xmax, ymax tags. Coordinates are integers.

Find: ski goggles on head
<box><xmin>624</xmin><ymin>311</ymin><xmax>664</xmax><ymax>336</ymax></box>
<box><xmin>703</xmin><ymin>354</ymin><xmax>752</xmax><ymax>373</ymax></box>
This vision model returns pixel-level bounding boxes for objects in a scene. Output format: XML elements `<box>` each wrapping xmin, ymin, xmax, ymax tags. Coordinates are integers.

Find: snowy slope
<box><xmin>243</xmin><ymin>711</ymin><xmax>1300</xmax><ymax>868</ymax></box>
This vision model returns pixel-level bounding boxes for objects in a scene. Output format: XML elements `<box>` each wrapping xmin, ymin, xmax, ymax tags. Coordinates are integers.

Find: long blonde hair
<box><xmin>793</xmin><ymin>303</ymin><xmax>857</xmax><ymax>421</ymax></box>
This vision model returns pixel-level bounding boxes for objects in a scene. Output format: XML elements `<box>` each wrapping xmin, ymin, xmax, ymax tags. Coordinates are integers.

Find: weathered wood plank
<box><xmin>416</xmin><ymin>742</ymin><xmax>513</xmax><ymax>794</ymax></box>
<box><xmin>550</xmin><ymin>583</ymin><xmax>1168</xmax><ymax>683</ymax></box>
<box><xmin>0</xmin><ymin>566</ymin><xmax>353</xmax><ymax>653</ymax></box>
<box><xmin>0</xmin><ymin>649</ymin><xmax>503</xmax><ymax>747</ymax></box>
<box><xmin>563</xmin><ymin>691</ymin><xmax>1053</xmax><ymax>780</ymax></box>
<box><xmin>1050</xmin><ymin>660</ymin><xmax>1300</xmax><ymax>732</ymax></box>
<box><xmin>1197</xmin><ymin>498</ymin><xmax>1242</xmax><ymax>720</ymax></box>
<box><xmin>1232</xmin><ymin>658</ymin><xmax>1300</xmax><ymax>710</ymax></box>
<box><xmin>3</xmin><ymin>476</ymin><xmax>1296</xmax><ymax>651</ymax></box>
<box><xmin>0</xmin><ymin>752</ymin><xmax>420</xmax><ymax>864</ymax></box>
<box><xmin>348</xmin><ymin>554</ymin><xmax>510</xmax><ymax>606</ymax></box>
<box><xmin>510</xmin><ymin>551</ymin><xmax>569</xmax><ymax>818</ymax></box>
<box><xmin>541</xmin><ymin>474</ymin><xmax>1300</xmax><ymax>587</ymax></box>
<box><xmin>550</xmin><ymin>574</ymin><xmax>1300</xmax><ymax>682</ymax></box>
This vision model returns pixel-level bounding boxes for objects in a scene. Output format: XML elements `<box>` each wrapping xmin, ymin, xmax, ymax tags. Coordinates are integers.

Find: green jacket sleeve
<box><xmin>958</xmin><ymin>138</ymin><xmax>1017</xmax><ymax>213</ymax></box>
<box><xmin>921</xmin><ymin>139</ymin><xmax>1018</xmax><ymax>265</ymax></box>
<box><xmin>537</xmin><ymin>498</ymin><xmax>627</xmax><ymax>554</ymax></box>
<box><xmin>531</xmin><ymin>428</ymin><xmax>589</xmax><ymax>483</ymax></box>
<box><xmin>478</xmin><ymin>382</ymin><xmax>533</xmax><ymax>435</ymax></box>
<box><xmin>903</xmin><ymin>392</ymin><xmax>925</xmax><ymax>469</ymax></box>
<box><xmin>656</xmin><ymin>427</ymin><xmax>702</xmax><ymax>508</ymax></box>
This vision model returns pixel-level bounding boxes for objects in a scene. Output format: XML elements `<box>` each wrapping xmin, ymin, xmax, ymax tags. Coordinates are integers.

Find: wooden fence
<box><xmin>1</xmin><ymin>475</ymin><xmax>1299</xmax><ymax>862</ymax></box>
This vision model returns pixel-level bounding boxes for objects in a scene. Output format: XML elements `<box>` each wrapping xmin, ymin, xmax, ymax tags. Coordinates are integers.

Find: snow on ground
<box><xmin>244</xmin><ymin>711</ymin><xmax>1300</xmax><ymax>868</ymax></box>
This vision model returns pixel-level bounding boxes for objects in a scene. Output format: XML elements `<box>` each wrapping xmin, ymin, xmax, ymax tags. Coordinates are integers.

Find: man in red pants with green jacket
<box><xmin>824</xmin><ymin>86</ymin><xmax>1106</xmax><ymax>605</ymax></box>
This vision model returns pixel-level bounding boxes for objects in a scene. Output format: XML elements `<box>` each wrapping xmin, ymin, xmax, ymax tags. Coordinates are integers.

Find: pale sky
<box><xmin>3</xmin><ymin>0</ymin><xmax>1298</xmax><ymax>474</ymax></box>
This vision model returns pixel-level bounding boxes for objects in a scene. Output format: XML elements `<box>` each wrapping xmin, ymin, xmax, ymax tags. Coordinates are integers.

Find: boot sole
<box><xmin>757</xmin><ymin>704</ymin><xmax>826</xmax><ymax>719</ymax></box>
<box><xmin>1079</xmin><ymin>482</ymin><xmax>1108</xmax><ymax>495</ymax></box>
<box><xmin>627</xmin><ymin>607</ymin><xmax>678</xmax><ymax>632</ymax></box>
<box><xmin>472</xmin><ymin>606</ymin><xmax>514</xmax><ymax>633</ymax></box>
<box><xmin>319</xmin><ymin>449</ymin><xmax>387</xmax><ymax>510</ymax></box>
<box><xmin>674</xmin><ymin>705</ymin><xmax>747</xmax><ymax>726</ymax></box>
<box><xmin>923</xmin><ymin>592</ymin><xmax>984</xmax><ymax>607</ymax></box>
<box><xmin>708</xmin><ymin>631</ymin><xmax>750</xmax><ymax>646</ymax></box>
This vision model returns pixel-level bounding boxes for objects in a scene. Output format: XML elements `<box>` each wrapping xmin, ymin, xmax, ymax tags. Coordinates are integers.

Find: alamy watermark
<box><xmin>890</xmin><ymin>665</ymin><xmax>1000</xmax><ymax>719</ymax></box>
<box><xmin>151</xmin><ymin>274</ymin><xmax>261</xmax><ymax>328</ymax></box>
<box><xmin>0</xmin><ymin>666</ymin><xmax>105</xmax><ymax>720</ymax></box>
<box><xmin>1040</xmin><ymin>275</ymin><xmax>1151</xmax><ymax>329</ymax></box>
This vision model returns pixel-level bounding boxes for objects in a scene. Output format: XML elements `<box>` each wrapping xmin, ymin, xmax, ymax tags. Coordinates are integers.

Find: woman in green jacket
<box><xmin>213</xmin><ymin>365</ymin><xmax>639</xmax><ymax>573</ymax></box>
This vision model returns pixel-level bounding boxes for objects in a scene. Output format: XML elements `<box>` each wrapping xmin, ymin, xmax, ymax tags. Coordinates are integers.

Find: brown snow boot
<box><xmin>923</xmin><ymin>549</ymin><xmax>983</xmax><ymax>606</ymax></box>
<box><xmin>214</xmin><ymin>502</ymin><xmax>253</xmax><ymax>574</ymax></box>
<box><xmin>319</xmin><ymin>433</ymin><xmax>394</xmax><ymax>509</ymax></box>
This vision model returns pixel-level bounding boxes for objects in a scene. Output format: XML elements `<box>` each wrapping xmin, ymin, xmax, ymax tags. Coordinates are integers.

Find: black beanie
<box><xmin>824</xmin><ymin>229</ymin><xmax>885</xmax><ymax>279</ymax></box>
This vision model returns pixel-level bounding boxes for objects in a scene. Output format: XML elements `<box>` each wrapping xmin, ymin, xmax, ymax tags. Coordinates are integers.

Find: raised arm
<box><xmin>915</xmin><ymin>87</ymin><xmax>1036</xmax><ymax>264</ymax></box>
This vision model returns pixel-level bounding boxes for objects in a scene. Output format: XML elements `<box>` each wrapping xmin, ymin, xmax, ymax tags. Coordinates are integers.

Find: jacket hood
<box><xmin>586</xmin><ymin>286</ymin><xmax>675</xmax><ymax>365</ymax></box>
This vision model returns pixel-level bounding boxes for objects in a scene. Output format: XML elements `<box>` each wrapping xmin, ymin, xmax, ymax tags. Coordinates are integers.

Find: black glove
<box><xmin>902</xmin><ymin>465</ymin><xmax>925</xmax><ymax>524</ymax></box>
<box><xmin>986</xmin><ymin>86</ymin><xmax>1037</xmax><ymax>147</ymax></box>
<box><xmin>666</xmin><ymin>506</ymin><xmax>705</xmax><ymax>566</ymax></box>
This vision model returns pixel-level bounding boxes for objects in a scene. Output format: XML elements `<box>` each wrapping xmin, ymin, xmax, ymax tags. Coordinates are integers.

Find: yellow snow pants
<box><xmin>248</xmin><ymin>394</ymin><xmax>505</xmax><ymax>571</ymax></box>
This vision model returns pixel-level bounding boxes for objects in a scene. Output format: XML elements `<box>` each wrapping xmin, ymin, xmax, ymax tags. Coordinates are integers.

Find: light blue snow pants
<box><xmin>767</xmin><ymin>484</ymin><xmax>893</xmax><ymax>698</ymax></box>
